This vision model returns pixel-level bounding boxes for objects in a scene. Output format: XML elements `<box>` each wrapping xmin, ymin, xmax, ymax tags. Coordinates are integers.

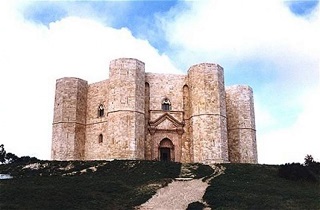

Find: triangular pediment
<box><xmin>149</xmin><ymin>113</ymin><xmax>184</xmax><ymax>134</ymax></box>
<box><xmin>149</xmin><ymin>113</ymin><xmax>184</xmax><ymax>135</ymax></box>
<box><xmin>156</xmin><ymin>118</ymin><xmax>177</xmax><ymax>130</ymax></box>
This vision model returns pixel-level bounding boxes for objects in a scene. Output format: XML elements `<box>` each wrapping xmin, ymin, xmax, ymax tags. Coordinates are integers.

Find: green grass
<box><xmin>203</xmin><ymin>164</ymin><xmax>320</xmax><ymax>210</ymax></box>
<box><xmin>1</xmin><ymin>161</ymin><xmax>319</xmax><ymax>210</ymax></box>
<box><xmin>0</xmin><ymin>160</ymin><xmax>182</xmax><ymax>210</ymax></box>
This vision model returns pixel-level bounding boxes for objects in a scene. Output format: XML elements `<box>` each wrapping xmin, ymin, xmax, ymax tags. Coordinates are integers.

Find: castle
<box><xmin>52</xmin><ymin>58</ymin><xmax>257</xmax><ymax>164</ymax></box>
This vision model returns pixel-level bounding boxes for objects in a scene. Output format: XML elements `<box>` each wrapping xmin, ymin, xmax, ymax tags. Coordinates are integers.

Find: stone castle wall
<box><xmin>51</xmin><ymin>58</ymin><xmax>258</xmax><ymax>164</ymax></box>
<box><xmin>85</xmin><ymin>80</ymin><xmax>109</xmax><ymax>159</ymax></box>
<box><xmin>145</xmin><ymin>73</ymin><xmax>186</xmax><ymax>161</ymax></box>
<box><xmin>188</xmin><ymin>63</ymin><xmax>229</xmax><ymax>163</ymax></box>
<box><xmin>226</xmin><ymin>85</ymin><xmax>258</xmax><ymax>163</ymax></box>
<box><xmin>52</xmin><ymin>77</ymin><xmax>88</xmax><ymax>160</ymax></box>
<box><xmin>107</xmin><ymin>58</ymin><xmax>145</xmax><ymax>159</ymax></box>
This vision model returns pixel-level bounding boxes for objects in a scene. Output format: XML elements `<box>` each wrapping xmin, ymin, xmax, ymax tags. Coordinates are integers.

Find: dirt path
<box><xmin>137</xmin><ymin>179</ymin><xmax>208</xmax><ymax>210</ymax></box>
<box><xmin>136</xmin><ymin>164</ymin><xmax>225</xmax><ymax>210</ymax></box>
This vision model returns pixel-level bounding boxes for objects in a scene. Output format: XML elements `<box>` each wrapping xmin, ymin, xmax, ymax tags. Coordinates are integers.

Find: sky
<box><xmin>0</xmin><ymin>0</ymin><xmax>319</xmax><ymax>164</ymax></box>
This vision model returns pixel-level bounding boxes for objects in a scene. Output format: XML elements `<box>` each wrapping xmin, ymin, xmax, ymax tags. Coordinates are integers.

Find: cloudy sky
<box><xmin>0</xmin><ymin>0</ymin><xmax>319</xmax><ymax>164</ymax></box>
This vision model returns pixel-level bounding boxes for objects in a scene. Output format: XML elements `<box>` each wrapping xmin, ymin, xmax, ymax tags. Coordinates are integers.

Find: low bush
<box><xmin>186</xmin><ymin>201</ymin><xmax>205</xmax><ymax>210</ymax></box>
<box><xmin>304</xmin><ymin>155</ymin><xmax>320</xmax><ymax>176</ymax></box>
<box><xmin>278</xmin><ymin>163</ymin><xmax>318</xmax><ymax>182</ymax></box>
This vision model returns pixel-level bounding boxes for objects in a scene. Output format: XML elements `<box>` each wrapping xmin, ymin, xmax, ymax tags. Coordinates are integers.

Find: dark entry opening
<box><xmin>160</xmin><ymin>148</ymin><xmax>171</xmax><ymax>161</ymax></box>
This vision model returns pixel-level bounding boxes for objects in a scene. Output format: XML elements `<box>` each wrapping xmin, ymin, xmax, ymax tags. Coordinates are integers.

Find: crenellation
<box><xmin>51</xmin><ymin>58</ymin><xmax>257</xmax><ymax>164</ymax></box>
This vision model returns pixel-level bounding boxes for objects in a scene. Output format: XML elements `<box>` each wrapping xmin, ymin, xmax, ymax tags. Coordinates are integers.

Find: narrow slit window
<box><xmin>98</xmin><ymin>104</ymin><xmax>104</xmax><ymax>117</ymax></box>
<box><xmin>98</xmin><ymin>134</ymin><xmax>103</xmax><ymax>143</ymax></box>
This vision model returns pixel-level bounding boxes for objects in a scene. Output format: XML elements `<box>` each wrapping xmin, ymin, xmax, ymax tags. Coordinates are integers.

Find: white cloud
<box><xmin>161</xmin><ymin>0</ymin><xmax>319</xmax><ymax>76</ymax></box>
<box><xmin>159</xmin><ymin>0</ymin><xmax>320</xmax><ymax>164</ymax></box>
<box><xmin>258</xmin><ymin>87</ymin><xmax>320</xmax><ymax>164</ymax></box>
<box><xmin>0</xmin><ymin>0</ymin><xmax>319</xmax><ymax>165</ymax></box>
<box><xmin>0</xmin><ymin>2</ymin><xmax>179</xmax><ymax>159</ymax></box>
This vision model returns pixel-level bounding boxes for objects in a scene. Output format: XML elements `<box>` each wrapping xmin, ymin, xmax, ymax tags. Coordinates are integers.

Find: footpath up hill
<box><xmin>0</xmin><ymin>159</ymin><xmax>319</xmax><ymax>210</ymax></box>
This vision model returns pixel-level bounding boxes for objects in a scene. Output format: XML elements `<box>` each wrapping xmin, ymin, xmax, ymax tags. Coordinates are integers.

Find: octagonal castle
<box><xmin>52</xmin><ymin>58</ymin><xmax>257</xmax><ymax>163</ymax></box>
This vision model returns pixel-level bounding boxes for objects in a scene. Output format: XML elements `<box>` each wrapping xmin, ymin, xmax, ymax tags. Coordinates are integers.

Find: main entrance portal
<box><xmin>159</xmin><ymin>138</ymin><xmax>174</xmax><ymax>161</ymax></box>
<box><xmin>160</xmin><ymin>148</ymin><xmax>170</xmax><ymax>161</ymax></box>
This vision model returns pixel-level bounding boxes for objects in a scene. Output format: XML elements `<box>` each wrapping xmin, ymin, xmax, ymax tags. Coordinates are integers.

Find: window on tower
<box><xmin>98</xmin><ymin>104</ymin><xmax>104</xmax><ymax>117</ymax></box>
<box><xmin>162</xmin><ymin>98</ymin><xmax>171</xmax><ymax>111</ymax></box>
<box><xmin>98</xmin><ymin>134</ymin><xmax>103</xmax><ymax>143</ymax></box>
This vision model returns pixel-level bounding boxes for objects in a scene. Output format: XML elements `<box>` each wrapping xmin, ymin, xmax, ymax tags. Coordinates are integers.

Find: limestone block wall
<box><xmin>226</xmin><ymin>85</ymin><xmax>257</xmax><ymax>163</ymax></box>
<box><xmin>106</xmin><ymin>112</ymin><xmax>138</xmax><ymax>159</ymax></box>
<box><xmin>188</xmin><ymin>63</ymin><xmax>229</xmax><ymax>163</ymax></box>
<box><xmin>107</xmin><ymin>58</ymin><xmax>145</xmax><ymax>159</ymax></box>
<box><xmin>182</xmin><ymin>84</ymin><xmax>192</xmax><ymax>163</ymax></box>
<box><xmin>85</xmin><ymin>80</ymin><xmax>109</xmax><ymax>159</ymax></box>
<box><xmin>52</xmin><ymin>77</ymin><xmax>88</xmax><ymax>160</ymax></box>
<box><xmin>145</xmin><ymin>73</ymin><xmax>186</xmax><ymax>160</ymax></box>
<box><xmin>51</xmin><ymin>58</ymin><xmax>258</xmax><ymax>164</ymax></box>
<box><xmin>135</xmin><ymin>112</ymin><xmax>146</xmax><ymax>158</ymax></box>
<box><xmin>145</xmin><ymin>82</ymin><xmax>152</xmax><ymax>160</ymax></box>
<box><xmin>146</xmin><ymin>73</ymin><xmax>186</xmax><ymax>111</ymax></box>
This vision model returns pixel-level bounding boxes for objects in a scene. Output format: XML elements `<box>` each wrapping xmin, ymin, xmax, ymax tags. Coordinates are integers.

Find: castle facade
<box><xmin>52</xmin><ymin>58</ymin><xmax>257</xmax><ymax>163</ymax></box>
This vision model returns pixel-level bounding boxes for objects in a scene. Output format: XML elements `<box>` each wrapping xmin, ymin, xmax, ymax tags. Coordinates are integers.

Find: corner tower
<box><xmin>51</xmin><ymin>77</ymin><xmax>88</xmax><ymax>160</ymax></box>
<box><xmin>226</xmin><ymin>85</ymin><xmax>257</xmax><ymax>163</ymax></box>
<box><xmin>188</xmin><ymin>63</ymin><xmax>229</xmax><ymax>163</ymax></box>
<box><xmin>107</xmin><ymin>58</ymin><xmax>145</xmax><ymax>159</ymax></box>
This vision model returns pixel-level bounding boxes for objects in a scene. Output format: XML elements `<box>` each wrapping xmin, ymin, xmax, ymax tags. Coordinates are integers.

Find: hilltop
<box><xmin>0</xmin><ymin>160</ymin><xmax>319</xmax><ymax>209</ymax></box>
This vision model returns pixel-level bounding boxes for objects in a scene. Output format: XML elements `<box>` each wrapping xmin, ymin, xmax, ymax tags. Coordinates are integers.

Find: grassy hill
<box><xmin>204</xmin><ymin>164</ymin><xmax>319</xmax><ymax>209</ymax></box>
<box><xmin>0</xmin><ymin>160</ymin><xmax>319</xmax><ymax>210</ymax></box>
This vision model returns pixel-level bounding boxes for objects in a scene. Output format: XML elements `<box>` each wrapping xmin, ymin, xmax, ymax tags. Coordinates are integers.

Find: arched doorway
<box><xmin>159</xmin><ymin>138</ymin><xmax>174</xmax><ymax>161</ymax></box>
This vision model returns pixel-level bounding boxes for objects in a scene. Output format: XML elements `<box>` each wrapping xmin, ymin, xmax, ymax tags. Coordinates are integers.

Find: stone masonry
<box><xmin>52</xmin><ymin>58</ymin><xmax>258</xmax><ymax>164</ymax></box>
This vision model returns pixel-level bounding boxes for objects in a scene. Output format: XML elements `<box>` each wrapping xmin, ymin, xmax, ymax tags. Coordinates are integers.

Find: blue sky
<box><xmin>22</xmin><ymin>0</ymin><xmax>319</xmax><ymax>53</ymax></box>
<box><xmin>23</xmin><ymin>1</ymin><xmax>178</xmax><ymax>50</ymax></box>
<box><xmin>288</xmin><ymin>0</ymin><xmax>319</xmax><ymax>15</ymax></box>
<box><xmin>0</xmin><ymin>0</ymin><xmax>319</xmax><ymax>164</ymax></box>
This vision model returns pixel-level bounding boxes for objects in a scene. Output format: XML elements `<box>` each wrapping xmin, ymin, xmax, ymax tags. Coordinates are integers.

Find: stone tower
<box><xmin>107</xmin><ymin>58</ymin><xmax>145</xmax><ymax>159</ymax></box>
<box><xmin>51</xmin><ymin>77</ymin><xmax>88</xmax><ymax>160</ymax></box>
<box><xmin>226</xmin><ymin>85</ymin><xmax>257</xmax><ymax>163</ymax></box>
<box><xmin>188</xmin><ymin>63</ymin><xmax>229</xmax><ymax>163</ymax></box>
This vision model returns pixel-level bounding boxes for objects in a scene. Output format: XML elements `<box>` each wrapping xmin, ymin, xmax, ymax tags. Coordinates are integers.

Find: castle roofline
<box><xmin>56</xmin><ymin>77</ymin><xmax>87</xmax><ymax>83</ymax></box>
<box><xmin>145</xmin><ymin>72</ymin><xmax>185</xmax><ymax>77</ymax></box>
<box><xmin>110</xmin><ymin>57</ymin><xmax>145</xmax><ymax>65</ymax></box>
<box><xmin>188</xmin><ymin>62</ymin><xmax>222</xmax><ymax>69</ymax></box>
<box><xmin>226</xmin><ymin>85</ymin><xmax>253</xmax><ymax>92</ymax></box>
<box><xmin>187</xmin><ymin>62</ymin><xmax>223</xmax><ymax>74</ymax></box>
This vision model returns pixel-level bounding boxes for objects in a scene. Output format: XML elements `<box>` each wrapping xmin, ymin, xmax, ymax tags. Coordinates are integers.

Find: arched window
<box><xmin>162</xmin><ymin>98</ymin><xmax>171</xmax><ymax>111</ymax></box>
<box><xmin>98</xmin><ymin>104</ymin><xmax>104</xmax><ymax>117</ymax></box>
<box><xmin>98</xmin><ymin>134</ymin><xmax>103</xmax><ymax>143</ymax></box>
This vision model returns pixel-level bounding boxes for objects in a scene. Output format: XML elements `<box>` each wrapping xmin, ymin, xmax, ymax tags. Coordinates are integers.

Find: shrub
<box><xmin>5</xmin><ymin>152</ymin><xmax>19</xmax><ymax>163</ymax></box>
<box><xmin>304</xmin><ymin>154</ymin><xmax>315</xmax><ymax>166</ymax></box>
<box><xmin>0</xmin><ymin>144</ymin><xmax>6</xmax><ymax>163</ymax></box>
<box><xmin>186</xmin><ymin>201</ymin><xmax>205</xmax><ymax>210</ymax></box>
<box><xmin>278</xmin><ymin>163</ymin><xmax>317</xmax><ymax>182</ymax></box>
<box><xmin>304</xmin><ymin>154</ymin><xmax>320</xmax><ymax>175</ymax></box>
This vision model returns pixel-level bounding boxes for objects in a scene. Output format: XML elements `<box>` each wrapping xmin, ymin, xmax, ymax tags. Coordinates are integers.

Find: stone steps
<box><xmin>178</xmin><ymin>163</ymin><xmax>196</xmax><ymax>179</ymax></box>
